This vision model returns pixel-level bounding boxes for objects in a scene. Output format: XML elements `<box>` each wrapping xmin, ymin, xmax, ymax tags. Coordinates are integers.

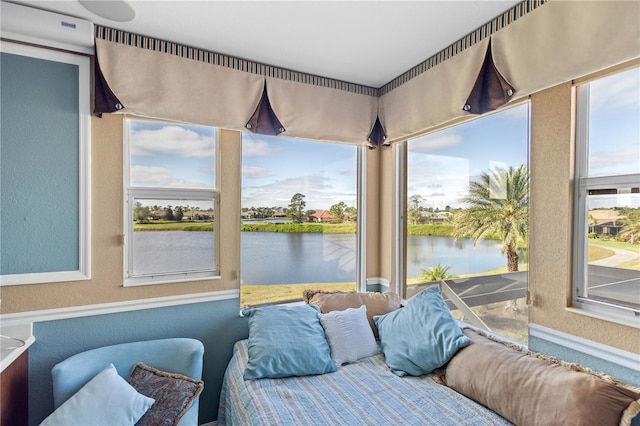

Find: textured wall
<box><xmin>528</xmin><ymin>82</ymin><xmax>639</xmax><ymax>354</ymax></box>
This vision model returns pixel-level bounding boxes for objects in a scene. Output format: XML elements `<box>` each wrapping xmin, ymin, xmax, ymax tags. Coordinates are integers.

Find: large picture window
<box><xmin>240</xmin><ymin>133</ymin><xmax>360</xmax><ymax>306</ymax></box>
<box><xmin>404</xmin><ymin>102</ymin><xmax>530</xmax><ymax>344</ymax></box>
<box><xmin>124</xmin><ymin>118</ymin><xmax>218</xmax><ymax>286</ymax></box>
<box><xmin>574</xmin><ymin>66</ymin><xmax>640</xmax><ymax>324</ymax></box>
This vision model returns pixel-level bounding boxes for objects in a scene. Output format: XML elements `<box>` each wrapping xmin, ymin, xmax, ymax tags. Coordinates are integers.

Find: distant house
<box><xmin>272</xmin><ymin>212</ymin><xmax>287</xmax><ymax>218</ymax></box>
<box><xmin>310</xmin><ymin>210</ymin><xmax>333</xmax><ymax>222</ymax></box>
<box><xmin>589</xmin><ymin>210</ymin><xmax>624</xmax><ymax>236</ymax></box>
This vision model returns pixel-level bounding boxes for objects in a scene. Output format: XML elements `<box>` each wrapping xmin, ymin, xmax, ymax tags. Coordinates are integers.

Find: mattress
<box><xmin>217</xmin><ymin>340</ymin><xmax>512</xmax><ymax>425</ymax></box>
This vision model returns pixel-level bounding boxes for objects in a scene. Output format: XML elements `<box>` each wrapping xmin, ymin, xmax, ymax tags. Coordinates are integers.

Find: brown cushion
<box><xmin>440</xmin><ymin>328</ymin><xmax>640</xmax><ymax>426</ymax></box>
<box><xmin>303</xmin><ymin>290</ymin><xmax>402</xmax><ymax>338</ymax></box>
<box><xmin>128</xmin><ymin>362</ymin><xmax>204</xmax><ymax>426</ymax></box>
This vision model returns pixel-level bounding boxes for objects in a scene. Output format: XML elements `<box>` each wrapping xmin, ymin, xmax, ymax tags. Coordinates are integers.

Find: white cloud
<box><xmin>131</xmin><ymin>126</ymin><xmax>215</xmax><ymax>158</ymax></box>
<box><xmin>590</xmin><ymin>69</ymin><xmax>640</xmax><ymax>111</ymax></box>
<box><xmin>130</xmin><ymin>165</ymin><xmax>209</xmax><ymax>188</ymax></box>
<box><xmin>500</xmin><ymin>102</ymin><xmax>530</xmax><ymax>120</ymax></box>
<box><xmin>242</xmin><ymin>174</ymin><xmax>359</xmax><ymax>210</ymax></box>
<box><xmin>242</xmin><ymin>137</ymin><xmax>272</xmax><ymax>157</ymax></box>
<box><xmin>590</xmin><ymin>144</ymin><xmax>640</xmax><ymax>174</ymax></box>
<box><xmin>242</xmin><ymin>165</ymin><xmax>271</xmax><ymax>179</ymax></box>
<box><xmin>408</xmin><ymin>154</ymin><xmax>470</xmax><ymax>209</ymax></box>
<box><xmin>410</xmin><ymin>131</ymin><xmax>462</xmax><ymax>152</ymax></box>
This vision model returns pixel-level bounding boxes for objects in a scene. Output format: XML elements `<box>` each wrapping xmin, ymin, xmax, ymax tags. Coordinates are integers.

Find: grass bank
<box><xmin>133</xmin><ymin>220</ymin><xmax>213</xmax><ymax>231</ymax></box>
<box><xmin>241</xmin><ymin>282</ymin><xmax>356</xmax><ymax>306</ymax></box>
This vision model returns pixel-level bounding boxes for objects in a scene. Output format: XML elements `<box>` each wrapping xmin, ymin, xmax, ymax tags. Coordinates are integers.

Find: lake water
<box><xmin>134</xmin><ymin>231</ymin><xmax>509</xmax><ymax>283</ymax></box>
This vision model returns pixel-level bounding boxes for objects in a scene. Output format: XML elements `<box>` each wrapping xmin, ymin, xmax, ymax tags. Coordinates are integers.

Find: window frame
<box><xmin>123</xmin><ymin>118</ymin><xmax>220</xmax><ymax>287</ymax></box>
<box><xmin>573</xmin><ymin>75</ymin><xmax>640</xmax><ymax>326</ymax></box>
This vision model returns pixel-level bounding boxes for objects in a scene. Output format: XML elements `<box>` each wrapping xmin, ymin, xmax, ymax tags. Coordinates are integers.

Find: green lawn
<box><xmin>241</xmin><ymin>282</ymin><xmax>356</xmax><ymax>307</ymax></box>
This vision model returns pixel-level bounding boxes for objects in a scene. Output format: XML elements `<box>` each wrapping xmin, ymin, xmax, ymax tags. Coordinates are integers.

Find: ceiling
<box><xmin>7</xmin><ymin>0</ymin><xmax>522</xmax><ymax>88</ymax></box>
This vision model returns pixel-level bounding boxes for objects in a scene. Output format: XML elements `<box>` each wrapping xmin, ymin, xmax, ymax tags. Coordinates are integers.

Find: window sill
<box><xmin>566</xmin><ymin>304</ymin><xmax>640</xmax><ymax>330</ymax></box>
<box><xmin>124</xmin><ymin>272</ymin><xmax>220</xmax><ymax>287</ymax></box>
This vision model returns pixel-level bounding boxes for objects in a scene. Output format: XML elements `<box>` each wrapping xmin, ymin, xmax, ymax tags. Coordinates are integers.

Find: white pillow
<box><xmin>40</xmin><ymin>363</ymin><xmax>154</xmax><ymax>426</ymax></box>
<box><xmin>320</xmin><ymin>305</ymin><xmax>380</xmax><ymax>366</ymax></box>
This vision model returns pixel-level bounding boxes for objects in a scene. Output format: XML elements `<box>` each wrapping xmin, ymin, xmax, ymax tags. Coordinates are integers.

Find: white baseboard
<box><xmin>0</xmin><ymin>289</ymin><xmax>239</xmax><ymax>326</ymax></box>
<box><xmin>366</xmin><ymin>277</ymin><xmax>390</xmax><ymax>288</ymax></box>
<box><xmin>529</xmin><ymin>323</ymin><xmax>640</xmax><ymax>371</ymax></box>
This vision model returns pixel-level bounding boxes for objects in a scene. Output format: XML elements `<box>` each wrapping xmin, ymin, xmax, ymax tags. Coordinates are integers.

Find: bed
<box><xmin>217</xmin><ymin>338</ymin><xmax>511</xmax><ymax>426</ymax></box>
<box><xmin>217</xmin><ymin>289</ymin><xmax>640</xmax><ymax>426</ymax></box>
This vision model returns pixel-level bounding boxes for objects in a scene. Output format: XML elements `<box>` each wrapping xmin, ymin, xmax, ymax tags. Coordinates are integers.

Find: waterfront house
<box><xmin>1</xmin><ymin>1</ymin><xmax>638</xmax><ymax>425</ymax></box>
<box><xmin>310</xmin><ymin>210</ymin><xmax>334</xmax><ymax>223</ymax></box>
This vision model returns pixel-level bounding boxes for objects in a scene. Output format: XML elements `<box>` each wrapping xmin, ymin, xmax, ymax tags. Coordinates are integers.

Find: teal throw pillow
<box><xmin>243</xmin><ymin>304</ymin><xmax>336</xmax><ymax>380</ymax></box>
<box><xmin>373</xmin><ymin>286</ymin><xmax>472</xmax><ymax>376</ymax></box>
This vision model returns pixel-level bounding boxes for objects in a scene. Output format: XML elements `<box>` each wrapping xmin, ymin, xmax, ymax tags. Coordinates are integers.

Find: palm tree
<box><xmin>419</xmin><ymin>263</ymin><xmax>453</xmax><ymax>282</ymax></box>
<box><xmin>618</xmin><ymin>209</ymin><xmax>640</xmax><ymax>244</ymax></box>
<box><xmin>452</xmin><ymin>165</ymin><xmax>529</xmax><ymax>309</ymax></box>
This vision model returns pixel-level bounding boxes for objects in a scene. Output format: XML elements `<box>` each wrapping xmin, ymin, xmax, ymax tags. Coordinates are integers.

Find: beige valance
<box><xmin>491</xmin><ymin>0</ymin><xmax>640</xmax><ymax>98</ymax></box>
<box><xmin>265</xmin><ymin>77</ymin><xmax>378</xmax><ymax>145</ymax></box>
<box><xmin>379</xmin><ymin>37</ymin><xmax>491</xmax><ymax>143</ymax></box>
<box><xmin>94</xmin><ymin>37</ymin><xmax>378</xmax><ymax>145</ymax></box>
<box><xmin>380</xmin><ymin>0</ymin><xmax>640</xmax><ymax>143</ymax></box>
<box><xmin>95</xmin><ymin>38</ymin><xmax>264</xmax><ymax>131</ymax></box>
<box><xmin>95</xmin><ymin>0</ymin><xmax>639</xmax><ymax>146</ymax></box>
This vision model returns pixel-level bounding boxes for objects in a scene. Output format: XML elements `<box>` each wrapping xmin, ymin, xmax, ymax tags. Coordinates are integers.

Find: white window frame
<box><xmin>0</xmin><ymin>42</ymin><xmax>91</xmax><ymax>286</ymax></box>
<box><xmin>573</xmin><ymin>77</ymin><xmax>640</xmax><ymax>327</ymax></box>
<box><xmin>123</xmin><ymin>119</ymin><xmax>220</xmax><ymax>286</ymax></box>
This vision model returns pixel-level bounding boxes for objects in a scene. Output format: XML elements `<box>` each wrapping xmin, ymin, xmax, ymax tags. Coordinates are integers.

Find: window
<box><xmin>404</xmin><ymin>102</ymin><xmax>531</xmax><ymax>344</ymax></box>
<box><xmin>574</xmin><ymin>66</ymin><xmax>640</xmax><ymax>324</ymax></box>
<box><xmin>124</xmin><ymin>118</ymin><xmax>218</xmax><ymax>286</ymax></box>
<box><xmin>240</xmin><ymin>133</ymin><xmax>361</xmax><ymax>306</ymax></box>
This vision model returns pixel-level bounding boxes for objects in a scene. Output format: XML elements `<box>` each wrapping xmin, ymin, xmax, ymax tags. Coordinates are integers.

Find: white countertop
<box><xmin>1</xmin><ymin>322</ymin><xmax>35</xmax><ymax>373</ymax></box>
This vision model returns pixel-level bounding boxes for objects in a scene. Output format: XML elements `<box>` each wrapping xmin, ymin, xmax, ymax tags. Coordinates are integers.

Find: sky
<box><xmin>128</xmin><ymin>67</ymin><xmax>638</xmax><ymax>213</ymax></box>
<box><xmin>586</xmin><ymin>67</ymin><xmax>640</xmax><ymax>210</ymax></box>
<box><xmin>587</xmin><ymin>66</ymin><xmax>640</xmax><ymax>178</ymax></box>
<box><xmin>241</xmin><ymin>134</ymin><xmax>357</xmax><ymax>211</ymax></box>
<box><xmin>407</xmin><ymin>102</ymin><xmax>530</xmax><ymax>210</ymax></box>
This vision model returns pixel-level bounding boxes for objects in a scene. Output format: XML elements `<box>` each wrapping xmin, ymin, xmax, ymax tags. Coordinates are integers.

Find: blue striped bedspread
<box><xmin>217</xmin><ymin>340</ymin><xmax>512</xmax><ymax>425</ymax></box>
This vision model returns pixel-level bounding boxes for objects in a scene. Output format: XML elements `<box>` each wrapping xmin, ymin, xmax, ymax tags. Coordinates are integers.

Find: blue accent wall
<box><xmin>0</xmin><ymin>52</ymin><xmax>80</xmax><ymax>274</ymax></box>
<box><xmin>529</xmin><ymin>335</ymin><xmax>640</xmax><ymax>386</ymax></box>
<box><xmin>29</xmin><ymin>298</ymin><xmax>248</xmax><ymax>425</ymax></box>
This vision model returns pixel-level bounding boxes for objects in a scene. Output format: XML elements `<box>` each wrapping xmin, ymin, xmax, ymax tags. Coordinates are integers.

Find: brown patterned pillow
<box><xmin>128</xmin><ymin>362</ymin><xmax>204</xmax><ymax>426</ymax></box>
<box><xmin>439</xmin><ymin>328</ymin><xmax>640</xmax><ymax>426</ymax></box>
<box><xmin>303</xmin><ymin>290</ymin><xmax>402</xmax><ymax>338</ymax></box>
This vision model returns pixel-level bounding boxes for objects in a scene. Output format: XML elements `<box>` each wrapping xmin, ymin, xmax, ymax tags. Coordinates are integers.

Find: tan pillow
<box><xmin>440</xmin><ymin>328</ymin><xmax>640</xmax><ymax>426</ymax></box>
<box><xmin>303</xmin><ymin>290</ymin><xmax>402</xmax><ymax>338</ymax></box>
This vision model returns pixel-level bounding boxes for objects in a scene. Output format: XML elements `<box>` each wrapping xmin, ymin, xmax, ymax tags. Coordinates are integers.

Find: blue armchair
<box><xmin>51</xmin><ymin>338</ymin><xmax>204</xmax><ymax>426</ymax></box>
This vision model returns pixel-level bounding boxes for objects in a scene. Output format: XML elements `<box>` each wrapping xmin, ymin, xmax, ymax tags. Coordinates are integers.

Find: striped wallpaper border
<box><xmin>95</xmin><ymin>0</ymin><xmax>547</xmax><ymax>98</ymax></box>
<box><xmin>379</xmin><ymin>0</ymin><xmax>547</xmax><ymax>95</ymax></box>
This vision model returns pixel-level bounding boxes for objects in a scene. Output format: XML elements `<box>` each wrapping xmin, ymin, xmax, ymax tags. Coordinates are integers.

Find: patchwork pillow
<box><xmin>320</xmin><ymin>305</ymin><xmax>380</xmax><ymax>366</ymax></box>
<box><xmin>304</xmin><ymin>290</ymin><xmax>402</xmax><ymax>338</ymax></box>
<box><xmin>129</xmin><ymin>362</ymin><xmax>204</xmax><ymax>426</ymax></box>
<box><xmin>440</xmin><ymin>328</ymin><xmax>640</xmax><ymax>426</ymax></box>
<box><xmin>242</xmin><ymin>304</ymin><xmax>336</xmax><ymax>380</ymax></box>
<box><xmin>40</xmin><ymin>363</ymin><xmax>154</xmax><ymax>426</ymax></box>
<box><xmin>373</xmin><ymin>286</ymin><xmax>471</xmax><ymax>376</ymax></box>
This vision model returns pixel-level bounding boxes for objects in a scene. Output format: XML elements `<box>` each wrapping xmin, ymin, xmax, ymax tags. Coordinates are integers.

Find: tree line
<box><xmin>244</xmin><ymin>193</ymin><xmax>357</xmax><ymax>224</ymax></box>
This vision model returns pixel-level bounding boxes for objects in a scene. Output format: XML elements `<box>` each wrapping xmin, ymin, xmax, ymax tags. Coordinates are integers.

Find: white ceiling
<box><xmin>7</xmin><ymin>0</ymin><xmax>522</xmax><ymax>88</ymax></box>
